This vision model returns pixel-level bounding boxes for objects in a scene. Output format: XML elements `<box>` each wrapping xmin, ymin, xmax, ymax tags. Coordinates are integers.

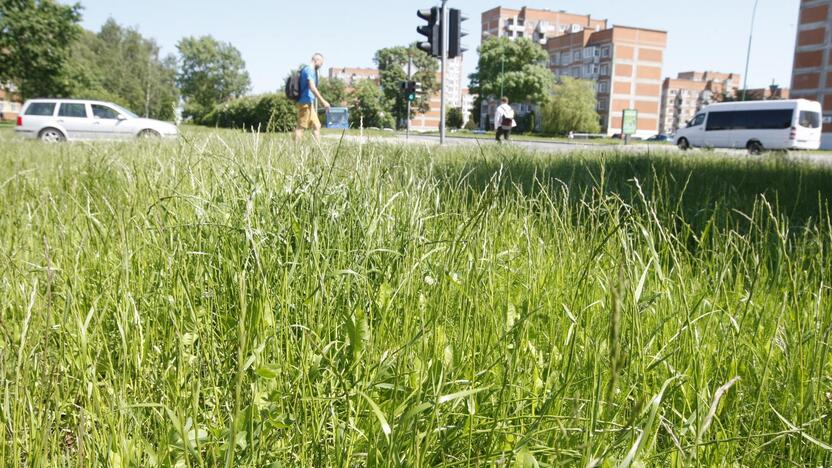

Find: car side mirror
<box><xmin>117</xmin><ymin>114</ymin><xmax>127</xmax><ymax>121</ymax></box>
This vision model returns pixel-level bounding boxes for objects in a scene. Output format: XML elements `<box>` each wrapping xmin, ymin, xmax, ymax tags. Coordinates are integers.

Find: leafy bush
<box><xmin>446</xmin><ymin>107</ymin><xmax>464</xmax><ymax>129</ymax></box>
<box><xmin>201</xmin><ymin>93</ymin><xmax>297</xmax><ymax>132</ymax></box>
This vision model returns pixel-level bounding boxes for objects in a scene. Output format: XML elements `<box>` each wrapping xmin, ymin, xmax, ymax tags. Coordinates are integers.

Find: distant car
<box><xmin>15</xmin><ymin>99</ymin><xmax>178</xmax><ymax>142</ymax></box>
<box><xmin>647</xmin><ymin>134</ymin><xmax>670</xmax><ymax>142</ymax></box>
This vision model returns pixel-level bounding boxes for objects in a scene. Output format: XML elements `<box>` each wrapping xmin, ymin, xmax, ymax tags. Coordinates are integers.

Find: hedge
<box><xmin>200</xmin><ymin>93</ymin><xmax>297</xmax><ymax>132</ymax></box>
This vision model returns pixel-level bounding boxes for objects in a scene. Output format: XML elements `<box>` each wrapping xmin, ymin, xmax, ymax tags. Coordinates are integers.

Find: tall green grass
<box><xmin>1</xmin><ymin>129</ymin><xmax>831</xmax><ymax>466</ymax></box>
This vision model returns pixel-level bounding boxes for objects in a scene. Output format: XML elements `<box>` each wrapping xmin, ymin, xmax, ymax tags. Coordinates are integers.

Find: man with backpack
<box><xmin>493</xmin><ymin>97</ymin><xmax>516</xmax><ymax>143</ymax></box>
<box><xmin>287</xmin><ymin>53</ymin><xmax>331</xmax><ymax>143</ymax></box>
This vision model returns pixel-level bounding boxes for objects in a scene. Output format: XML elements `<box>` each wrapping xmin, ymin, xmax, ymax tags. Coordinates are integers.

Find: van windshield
<box><xmin>799</xmin><ymin>111</ymin><xmax>821</xmax><ymax>129</ymax></box>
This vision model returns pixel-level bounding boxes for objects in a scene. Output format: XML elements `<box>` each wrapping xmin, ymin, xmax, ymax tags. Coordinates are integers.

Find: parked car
<box><xmin>15</xmin><ymin>99</ymin><xmax>178</xmax><ymax>142</ymax></box>
<box><xmin>674</xmin><ymin>99</ymin><xmax>821</xmax><ymax>154</ymax></box>
<box><xmin>647</xmin><ymin>134</ymin><xmax>670</xmax><ymax>142</ymax></box>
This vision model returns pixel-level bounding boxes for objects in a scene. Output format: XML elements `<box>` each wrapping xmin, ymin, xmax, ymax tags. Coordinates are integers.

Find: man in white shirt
<box><xmin>493</xmin><ymin>97</ymin><xmax>516</xmax><ymax>142</ymax></box>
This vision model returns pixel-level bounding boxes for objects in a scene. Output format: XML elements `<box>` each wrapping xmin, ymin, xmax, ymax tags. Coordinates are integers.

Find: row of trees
<box><xmin>0</xmin><ymin>0</ymin><xmax>251</xmax><ymax>122</ymax></box>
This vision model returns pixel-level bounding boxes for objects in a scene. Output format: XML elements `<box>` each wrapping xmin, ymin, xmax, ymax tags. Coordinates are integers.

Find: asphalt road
<box><xmin>326</xmin><ymin>133</ymin><xmax>832</xmax><ymax>167</ymax></box>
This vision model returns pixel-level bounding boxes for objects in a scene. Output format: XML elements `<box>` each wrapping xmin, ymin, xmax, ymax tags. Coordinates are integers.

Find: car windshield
<box><xmin>109</xmin><ymin>103</ymin><xmax>139</xmax><ymax>119</ymax></box>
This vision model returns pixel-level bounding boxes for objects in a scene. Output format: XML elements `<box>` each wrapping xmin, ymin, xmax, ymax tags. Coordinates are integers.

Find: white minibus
<box><xmin>674</xmin><ymin>99</ymin><xmax>822</xmax><ymax>154</ymax></box>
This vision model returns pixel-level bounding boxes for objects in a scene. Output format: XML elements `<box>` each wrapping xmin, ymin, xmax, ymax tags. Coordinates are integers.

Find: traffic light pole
<box><xmin>439</xmin><ymin>0</ymin><xmax>448</xmax><ymax>145</ymax></box>
<box><xmin>407</xmin><ymin>54</ymin><xmax>412</xmax><ymax>141</ymax></box>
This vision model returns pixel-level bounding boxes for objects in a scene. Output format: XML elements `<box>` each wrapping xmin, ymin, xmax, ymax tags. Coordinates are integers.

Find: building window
<box><xmin>572</xmin><ymin>67</ymin><xmax>581</xmax><ymax>77</ymax></box>
<box><xmin>602</xmin><ymin>46</ymin><xmax>611</xmax><ymax>58</ymax></box>
<box><xmin>597</xmin><ymin>81</ymin><xmax>609</xmax><ymax>93</ymax></box>
<box><xmin>561</xmin><ymin>51</ymin><xmax>570</xmax><ymax>64</ymax></box>
<box><xmin>551</xmin><ymin>53</ymin><xmax>560</xmax><ymax>65</ymax></box>
<box><xmin>573</xmin><ymin>50</ymin><xmax>581</xmax><ymax>62</ymax></box>
<box><xmin>600</xmin><ymin>64</ymin><xmax>610</xmax><ymax>76</ymax></box>
<box><xmin>0</xmin><ymin>102</ymin><xmax>5</xmax><ymax>113</ymax></box>
<box><xmin>517</xmin><ymin>31</ymin><xmax>524</xmax><ymax>38</ymax></box>
<box><xmin>597</xmin><ymin>98</ymin><xmax>608</xmax><ymax>111</ymax></box>
<box><xmin>583</xmin><ymin>48</ymin><xmax>595</xmax><ymax>59</ymax></box>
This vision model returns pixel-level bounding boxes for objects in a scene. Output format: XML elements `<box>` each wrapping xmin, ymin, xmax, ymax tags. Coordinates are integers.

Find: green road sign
<box><xmin>622</xmin><ymin>109</ymin><xmax>638</xmax><ymax>136</ymax></box>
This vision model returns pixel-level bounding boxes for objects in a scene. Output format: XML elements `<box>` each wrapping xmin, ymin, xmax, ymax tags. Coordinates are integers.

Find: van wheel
<box><xmin>38</xmin><ymin>128</ymin><xmax>66</xmax><ymax>143</ymax></box>
<box><xmin>747</xmin><ymin>140</ymin><xmax>764</xmax><ymax>155</ymax></box>
<box><xmin>677</xmin><ymin>138</ymin><xmax>690</xmax><ymax>151</ymax></box>
<box><xmin>138</xmin><ymin>129</ymin><xmax>161</xmax><ymax>139</ymax></box>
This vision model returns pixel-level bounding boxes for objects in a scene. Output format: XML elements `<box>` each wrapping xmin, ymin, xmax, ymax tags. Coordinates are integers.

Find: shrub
<box><xmin>446</xmin><ymin>107</ymin><xmax>464</xmax><ymax>129</ymax></box>
<box><xmin>201</xmin><ymin>93</ymin><xmax>297</xmax><ymax>132</ymax></box>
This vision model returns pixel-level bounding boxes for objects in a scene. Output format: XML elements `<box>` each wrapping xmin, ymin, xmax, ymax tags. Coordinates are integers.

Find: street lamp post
<box><xmin>741</xmin><ymin>0</ymin><xmax>760</xmax><ymax>101</ymax></box>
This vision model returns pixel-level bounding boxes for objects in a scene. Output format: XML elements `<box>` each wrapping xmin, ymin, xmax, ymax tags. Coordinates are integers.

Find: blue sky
<box><xmin>69</xmin><ymin>0</ymin><xmax>800</xmax><ymax>94</ymax></box>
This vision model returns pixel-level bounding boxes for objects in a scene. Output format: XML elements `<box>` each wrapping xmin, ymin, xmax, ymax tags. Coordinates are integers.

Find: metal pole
<box><xmin>741</xmin><ymin>0</ymin><xmax>760</xmax><ymax>101</ymax></box>
<box><xmin>407</xmin><ymin>53</ymin><xmax>412</xmax><ymax>140</ymax></box>
<box><xmin>500</xmin><ymin>54</ymin><xmax>505</xmax><ymax>98</ymax></box>
<box><xmin>439</xmin><ymin>0</ymin><xmax>448</xmax><ymax>145</ymax></box>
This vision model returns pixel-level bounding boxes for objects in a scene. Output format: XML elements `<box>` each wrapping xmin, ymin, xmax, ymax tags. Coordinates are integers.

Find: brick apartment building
<box><xmin>481</xmin><ymin>6</ymin><xmax>607</xmax><ymax>44</ymax></box>
<box><xmin>408</xmin><ymin>57</ymin><xmax>468</xmax><ymax>131</ymax></box>
<box><xmin>547</xmin><ymin>25</ymin><xmax>668</xmax><ymax>137</ymax></box>
<box><xmin>480</xmin><ymin>7</ymin><xmax>667</xmax><ymax>137</ymax></box>
<box><xmin>0</xmin><ymin>88</ymin><xmax>22</xmax><ymax>121</ymax></box>
<box><xmin>659</xmin><ymin>71</ymin><xmax>742</xmax><ymax>135</ymax></box>
<box><xmin>791</xmin><ymin>0</ymin><xmax>832</xmax><ymax>148</ymax></box>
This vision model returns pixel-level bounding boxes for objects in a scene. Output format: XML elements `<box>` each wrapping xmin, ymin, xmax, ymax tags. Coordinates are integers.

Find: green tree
<box><xmin>66</xmin><ymin>19</ymin><xmax>179</xmax><ymax>120</ymax></box>
<box><xmin>176</xmin><ymin>36</ymin><xmax>251</xmax><ymax>120</ymax></box>
<box><xmin>0</xmin><ymin>0</ymin><xmax>83</xmax><ymax>100</ymax></box>
<box><xmin>374</xmin><ymin>45</ymin><xmax>439</xmax><ymax>127</ymax></box>
<box><xmin>541</xmin><ymin>77</ymin><xmax>601</xmax><ymax>135</ymax></box>
<box><xmin>317</xmin><ymin>77</ymin><xmax>348</xmax><ymax>107</ymax></box>
<box><xmin>469</xmin><ymin>37</ymin><xmax>554</xmax><ymax>106</ymax></box>
<box><xmin>348</xmin><ymin>80</ymin><xmax>394</xmax><ymax>129</ymax></box>
<box><xmin>446</xmin><ymin>107</ymin><xmax>463</xmax><ymax>130</ymax></box>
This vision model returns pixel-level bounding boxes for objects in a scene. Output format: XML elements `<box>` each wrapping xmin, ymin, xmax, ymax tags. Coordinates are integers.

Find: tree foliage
<box><xmin>0</xmin><ymin>0</ymin><xmax>83</xmax><ymax>99</ymax></box>
<box><xmin>66</xmin><ymin>19</ymin><xmax>178</xmax><ymax>120</ymax></box>
<box><xmin>541</xmin><ymin>77</ymin><xmax>601</xmax><ymax>135</ymax></box>
<box><xmin>176</xmin><ymin>36</ymin><xmax>251</xmax><ymax>120</ymax></box>
<box><xmin>469</xmin><ymin>37</ymin><xmax>554</xmax><ymax>105</ymax></box>
<box><xmin>349</xmin><ymin>80</ymin><xmax>394</xmax><ymax>129</ymax></box>
<box><xmin>317</xmin><ymin>77</ymin><xmax>348</xmax><ymax>107</ymax></box>
<box><xmin>374</xmin><ymin>45</ymin><xmax>439</xmax><ymax>127</ymax></box>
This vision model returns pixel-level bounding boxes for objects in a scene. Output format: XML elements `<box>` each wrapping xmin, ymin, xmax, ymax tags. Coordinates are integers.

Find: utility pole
<box><xmin>741</xmin><ymin>0</ymin><xmax>760</xmax><ymax>102</ymax></box>
<box><xmin>439</xmin><ymin>0</ymin><xmax>448</xmax><ymax>145</ymax></box>
<box><xmin>407</xmin><ymin>53</ymin><xmax>412</xmax><ymax>140</ymax></box>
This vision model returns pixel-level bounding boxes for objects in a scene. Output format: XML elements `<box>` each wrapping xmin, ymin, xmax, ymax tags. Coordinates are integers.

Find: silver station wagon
<box><xmin>15</xmin><ymin>99</ymin><xmax>178</xmax><ymax>142</ymax></box>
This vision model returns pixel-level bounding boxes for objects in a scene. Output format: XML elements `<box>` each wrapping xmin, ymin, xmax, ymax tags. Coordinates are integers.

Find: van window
<box><xmin>58</xmin><ymin>103</ymin><xmax>88</xmax><ymax>118</ymax></box>
<box><xmin>689</xmin><ymin>114</ymin><xmax>705</xmax><ymax>127</ymax></box>
<box><xmin>24</xmin><ymin>102</ymin><xmax>56</xmax><ymax>116</ymax></box>
<box><xmin>705</xmin><ymin>109</ymin><xmax>793</xmax><ymax>131</ymax></box>
<box><xmin>799</xmin><ymin>110</ymin><xmax>821</xmax><ymax>129</ymax></box>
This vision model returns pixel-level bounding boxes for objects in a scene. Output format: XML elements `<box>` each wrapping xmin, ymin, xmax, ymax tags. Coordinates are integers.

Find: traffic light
<box><xmin>417</xmin><ymin>7</ymin><xmax>441</xmax><ymax>58</ymax></box>
<box><xmin>400</xmin><ymin>81</ymin><xmax>419</xmax><ymax>102</ymax></box>
<box><xmin>406</xmin><ymin>81</ymin><xmax>419</xmax><ymax>102</ymax></box>
<box><xmin>448</xmin><ymin>9</ymin><xmax>468</xmax><ymax>59</ymax></box>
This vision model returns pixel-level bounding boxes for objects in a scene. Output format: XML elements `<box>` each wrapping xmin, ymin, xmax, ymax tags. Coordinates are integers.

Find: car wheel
<box><xmin>138</xmin><ymin>129</ymin><xmax>161</xmax><ymax>139</ymax></box>
<box><xmin>747</xmin><ymin>140</ymin><xmax>764</xmax><ymax>155</ymax></box>
<box><xmin>677</xmin><ymin>138</ymin><xmax>690</xmax><ymax>151</ymax></box>
<box><xmin>38</xmin><ymin>128</ymin><xmax>66</xmax><ymax>143</ymax></box>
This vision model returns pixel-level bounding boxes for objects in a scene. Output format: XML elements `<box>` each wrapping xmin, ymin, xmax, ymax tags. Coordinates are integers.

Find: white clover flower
<box><xmin>449</xmin><ymin>272</ymin><xmax>461</xmax><ymax>284</ymax></box>
<box><xmin>424</xmin><ymin>275</ymin><xmax>436</xmax><ymax>286</ymax></box>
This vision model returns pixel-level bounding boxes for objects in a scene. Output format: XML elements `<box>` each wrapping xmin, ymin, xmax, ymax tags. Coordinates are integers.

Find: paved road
<box><xmin>326</xmin><ymin>133</ymin><xmax>832</xmax><ymax>167</ymax></box>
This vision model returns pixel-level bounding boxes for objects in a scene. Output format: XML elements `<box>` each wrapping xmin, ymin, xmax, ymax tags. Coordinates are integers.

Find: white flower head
<box><xmin>424</xmin><ymin>275</ymin><xmax>436</xmax><ymax>286</ymax></box>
